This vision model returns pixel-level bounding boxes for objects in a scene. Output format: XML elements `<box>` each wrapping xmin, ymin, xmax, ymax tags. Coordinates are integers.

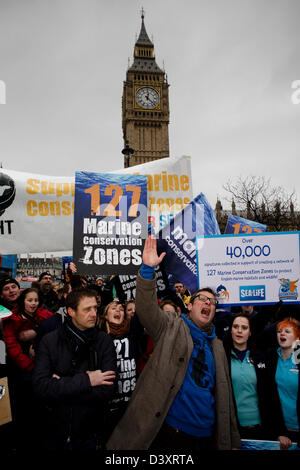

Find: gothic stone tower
<box><xmin>122</xmin><ymin>11</ymin><xmax>170</xmax><ymax>167</ymax></box>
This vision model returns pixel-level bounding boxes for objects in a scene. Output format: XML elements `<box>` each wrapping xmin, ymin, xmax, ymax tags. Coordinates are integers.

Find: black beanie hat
<box><xmin>0</xmin><ymin>277</ymin><xmax>20</xmax><ymax>294</ymax></box>
<box><xmin>39</xmin><ymin>271</ymin><xmax>52</xmax><ymax>281</ymax></box>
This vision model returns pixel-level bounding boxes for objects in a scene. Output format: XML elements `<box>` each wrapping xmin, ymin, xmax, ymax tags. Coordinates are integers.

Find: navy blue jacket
<box><xmin>33</xmin><ymin>323</ymin><xmax>117</xmax><ymax>443</ymax></box>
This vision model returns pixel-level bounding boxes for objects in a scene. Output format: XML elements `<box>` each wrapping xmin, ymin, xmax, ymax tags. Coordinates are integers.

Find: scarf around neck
<box><xmin>185</xmin><ymin>313</ymin><xmax>215</xmax><ymax>336</ymax></box>
<box><xmin>106</xmin><ymin>316</ymin><xmax>131</xmax><ymax>338</ymax></box>
<box><xmin>64</xmin><ymin>316</ymin><xmax>98</xmax><ymax>370</ymax></box>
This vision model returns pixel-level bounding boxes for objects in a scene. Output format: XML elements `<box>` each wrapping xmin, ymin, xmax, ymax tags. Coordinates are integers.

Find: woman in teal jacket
<box><xmin>265</xmin><ymin>317</ymin><xmax>300</xmax><ymax>449</ymax></box>
<box><xmin>223</xmin><ymin>312</ymin><xmax>270</xmax><ymax>440</ymax></box>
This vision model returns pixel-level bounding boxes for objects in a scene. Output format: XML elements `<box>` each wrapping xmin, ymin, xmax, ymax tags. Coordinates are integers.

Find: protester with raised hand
<box><xmin>107</xmin><ymin>235</ymin><xmax>240</xmax><ymax>451</ymax></box>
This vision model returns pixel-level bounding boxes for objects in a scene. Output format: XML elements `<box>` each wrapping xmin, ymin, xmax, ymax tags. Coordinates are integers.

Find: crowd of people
<box><xmin>0</xmin><ymin>236</ymin><xmax>300</xmax><ymax>453</ymax></box>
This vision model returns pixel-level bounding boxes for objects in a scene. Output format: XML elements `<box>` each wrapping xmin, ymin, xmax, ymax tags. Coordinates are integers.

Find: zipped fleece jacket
<box><xmin>107</xmin><ymin>273</ymin><xmax>241</xmax><ymax>450</ymax></box>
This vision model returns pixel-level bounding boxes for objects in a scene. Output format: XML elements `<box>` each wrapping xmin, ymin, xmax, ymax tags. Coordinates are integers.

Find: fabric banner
<box><xmin>0</xmin><ymin>156</ymin><xmax>192</xmax><ymax>254</ymax></box>
<box><xmin>225</xmin><ymin>214</ymin><xmax>267</xmax><ymax>235</ymax></box>
<box><xmin>73</xmin><ymin>172</ymin><xmax>148</xmax><ymax>275</ymax></box>
<box><xmin>156</xmin><ymin>193</ymin><xmax>220</xmax><ymax>294</ymax></box>
<box><xmin>196</xmin><ymin>231</ymin><xmax>300</xmax><ymax>306</ymax></box>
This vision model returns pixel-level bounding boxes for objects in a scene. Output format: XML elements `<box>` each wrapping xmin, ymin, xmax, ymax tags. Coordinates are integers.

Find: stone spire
<box><xmin>136</xmin><ymin>8</ymin><xmax>153</xmax><ymax>45</ymax></box>
<box><xmin>129</xmin><ymin>9</ymin><xmax>163</xmax><ymax>73</ymax></box>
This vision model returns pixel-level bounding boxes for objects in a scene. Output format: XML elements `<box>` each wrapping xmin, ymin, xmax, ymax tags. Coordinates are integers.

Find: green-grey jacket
<box><xmin>107</xmin><ymin>273</ymin><xmax>241</xmax><ymax>450</ymax></box>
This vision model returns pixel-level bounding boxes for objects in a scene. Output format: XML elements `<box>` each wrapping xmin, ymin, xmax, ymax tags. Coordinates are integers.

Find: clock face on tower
<box><xmin>136</xmin><ymin>87</ymin><xmax>159</xmax><ymax>109</ymax></box>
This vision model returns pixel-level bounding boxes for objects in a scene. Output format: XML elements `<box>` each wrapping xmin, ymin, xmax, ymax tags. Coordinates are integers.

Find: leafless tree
<box><xmin>223</xmin><ymin>176</ymin><xmax>298</xmax><ymax>231</ymax></box>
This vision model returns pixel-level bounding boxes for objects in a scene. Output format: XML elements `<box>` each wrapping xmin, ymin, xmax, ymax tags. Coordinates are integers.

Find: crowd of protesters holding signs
<box><xmin>0</xmin><ymin>234</ymin><xmax>299</xmax><ymax>454</ymax></box>
<box><xmin>0</xmin><ymin>167</ymin><xmax>300</xmax><ymax>452</ymax></box>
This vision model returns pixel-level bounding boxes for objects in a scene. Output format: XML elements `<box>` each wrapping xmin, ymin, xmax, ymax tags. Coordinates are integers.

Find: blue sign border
<box><xmin>196</xmin><ymin>231</ymin><xmax>300</xmax><ymax>306</ymax></box>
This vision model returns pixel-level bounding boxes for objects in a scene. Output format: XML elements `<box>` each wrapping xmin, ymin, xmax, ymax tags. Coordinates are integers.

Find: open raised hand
<box><xmin>142</xmin><ymin>235</ymin><xmax>166</xmax><ymax>268</ymax></box>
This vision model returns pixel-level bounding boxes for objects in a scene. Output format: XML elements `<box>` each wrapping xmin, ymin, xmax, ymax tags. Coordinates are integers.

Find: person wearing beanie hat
<box><xmin>38</xmin><ymin>272</ymin><xmax>59</xmax><ymax>313</ymax></box>
<box><xmin>38</xmin><ymin>271</ymin><xmax>52</xmax><ymax>282</ymax></box>
<box><xmin>0</xmin><ymin>278</ymin><xmax>20</xmax><ymax>311</ymax></box>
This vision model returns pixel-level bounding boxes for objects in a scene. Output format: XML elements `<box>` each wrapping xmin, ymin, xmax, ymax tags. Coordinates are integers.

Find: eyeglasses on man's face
<box><xmin>192</xmin><ymin>293</ymin><xmax>218</xmax><ymax>306</ymax></box>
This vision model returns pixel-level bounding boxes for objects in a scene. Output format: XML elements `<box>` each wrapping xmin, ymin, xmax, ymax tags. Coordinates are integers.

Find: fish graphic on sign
<box><xmin>217</xmin><ymin>285</ymin><xmax>230</xmax><ymax>301</ymax></box>
<box><xmin>279</xmin><ymin>278</ymin><xmax>299</xmax><ymax>300</ymax></box>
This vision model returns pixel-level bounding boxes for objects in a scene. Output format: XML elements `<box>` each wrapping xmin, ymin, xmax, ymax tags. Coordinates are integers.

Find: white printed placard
<box><xmin>196</xmin><ymin>231</ymin><xmax>300</xmax><ymax>306</ymax></box>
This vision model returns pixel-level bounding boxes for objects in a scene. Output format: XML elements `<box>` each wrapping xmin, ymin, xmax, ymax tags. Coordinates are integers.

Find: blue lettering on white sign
<box><xmin>239</xmin><ymin>285</ymin><xmax>266</xmax><ymax>301</ymax></box>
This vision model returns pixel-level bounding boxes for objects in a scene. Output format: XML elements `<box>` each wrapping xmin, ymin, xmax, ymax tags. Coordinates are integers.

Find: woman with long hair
<box><xmin>223</xmin><ymin>312</ymin><xmax>269</xmax><ymax>441</ymax></box>
<box><xmin>98</xmin><ymin>300</ymin><xmax>143</xmax><ymax>445</ymax></box>
<box><xmin>3</xmin><ymin>287</ymin><xmax>52</xmax><ymax>450</ymax></box>
<box><xmin>3</xmin><ymin>288</ymin><xmax>53</xmax><ymax>372</ymax></box>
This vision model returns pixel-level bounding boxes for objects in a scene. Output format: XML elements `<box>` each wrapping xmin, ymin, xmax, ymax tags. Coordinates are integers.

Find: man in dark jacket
<box><xmin>38</xmin><ymin>271</ymin><xmax>60</xmax><ymax>313</ymax></box>
<box><xmin>33</xmin><ymin>287</ymin><xmax>117</xmax><ymax>452</ymax></box>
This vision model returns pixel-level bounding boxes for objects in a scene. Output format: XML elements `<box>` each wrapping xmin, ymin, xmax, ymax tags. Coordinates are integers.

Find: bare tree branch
<box><xmin>222</xmin><ymin>176</ymin><xmax>298</xmax><ymax>231</ymax></box>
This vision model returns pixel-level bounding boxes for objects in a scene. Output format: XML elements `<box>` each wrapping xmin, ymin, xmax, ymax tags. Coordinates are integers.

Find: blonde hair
<box><xmin>97</xmin><ymin>301</ymin><xmax>124</xmax><ymax>331</ymax></box>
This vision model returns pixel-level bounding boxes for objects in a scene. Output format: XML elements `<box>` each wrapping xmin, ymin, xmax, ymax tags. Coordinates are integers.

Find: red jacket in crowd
<box><xmin>3</xmin><ymin>307</ymin><xmax>53</xmax><ymax>372</ymax></box>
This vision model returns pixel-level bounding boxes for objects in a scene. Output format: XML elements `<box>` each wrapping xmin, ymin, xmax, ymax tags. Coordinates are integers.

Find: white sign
<box><xmin>0</xmin><ymin>155</ymin><xmax>192</xmax><ymax>254</ymax></box>
<box><xmin>196</xmin><ymin>232</ymin><xmax>300</xmax><ymax>306</ymax></box>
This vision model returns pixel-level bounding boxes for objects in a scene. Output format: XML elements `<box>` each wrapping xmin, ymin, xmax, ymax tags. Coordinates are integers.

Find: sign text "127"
<box><xmin>85</xmin><ymin>184</ymin><xmax>141</xmax><ymax>217</ymax></box>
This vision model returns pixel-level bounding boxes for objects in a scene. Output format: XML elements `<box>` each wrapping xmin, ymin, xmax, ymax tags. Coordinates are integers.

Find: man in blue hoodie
<box><xmin>107</xmin><ymin>236</ymin><xmax>240</xmax><ymax>451</ymax></box>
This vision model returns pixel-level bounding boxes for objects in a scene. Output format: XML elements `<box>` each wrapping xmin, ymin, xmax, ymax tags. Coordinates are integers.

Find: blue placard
<box><xmin>73</xmin><ymin>172</ymin><xmax>148</xmax><ymax>275</ymax></box>
<box><xmin>225</xmin><ymin>214</ymin><xmax>266</xmax><ymax>235</ymax></box>
<box><xmin>157</xmin><ymin>193</ymin><xmax>220</xmax><ymax>293</ymax></box>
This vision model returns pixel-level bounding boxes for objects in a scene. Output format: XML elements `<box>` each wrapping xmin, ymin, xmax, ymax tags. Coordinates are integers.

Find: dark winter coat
<box><xmin>33</xmin><ymin>323</ymin><xmax>117</xmax><ymax>442</ymax></box>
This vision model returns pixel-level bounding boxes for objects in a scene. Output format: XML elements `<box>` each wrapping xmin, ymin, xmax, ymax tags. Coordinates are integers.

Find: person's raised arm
<box><xmin>135</xmin><ymin>236</ymin><xmax>167</xmax><ymax>341</ymax></box>
<box><xmin>142</xmin><ymin>235</ymin><xmax>166</xmax><ymax>269</ymax></box>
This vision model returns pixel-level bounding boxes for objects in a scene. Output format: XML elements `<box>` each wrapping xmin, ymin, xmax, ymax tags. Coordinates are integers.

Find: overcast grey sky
<box><xmin>0</xmin><ymin>0</ymin><xmax>300</xmax><ymax>211</ymax></box>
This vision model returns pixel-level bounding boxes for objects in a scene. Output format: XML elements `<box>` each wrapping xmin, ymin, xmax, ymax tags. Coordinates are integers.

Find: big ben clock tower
<box><xmin>122</xmin><ymin>10</ymin><xmax>170</xmax><ymax>167</ymax></box>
